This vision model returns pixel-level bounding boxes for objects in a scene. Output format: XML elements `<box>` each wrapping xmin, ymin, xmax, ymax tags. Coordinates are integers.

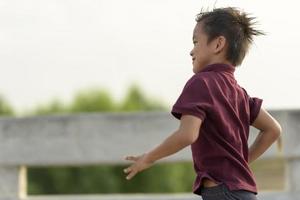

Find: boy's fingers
<box><xmin>123</xmin><ymin>167</ymin><xmax>132</xmax><ymax>173</ymax></box>
<box><xmin>126</xmin><ymin>170</ymin><xmax>137</xmax><ymax>180</ymax></box>
<box><xmin>125</xmin><ymin>156</ymin><xmax>131</xmax><ymax>160</ymax></box>
<box><xmin>125</xmin><ymin>156</ymin><xmax>137</xmax><ymax>161</ymax></box>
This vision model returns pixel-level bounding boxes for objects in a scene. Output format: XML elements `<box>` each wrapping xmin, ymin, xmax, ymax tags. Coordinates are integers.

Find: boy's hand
<box><xmin>123</xmin><ymin>153</ymin><xmax>155</xmax><ymax>180</ymax></box>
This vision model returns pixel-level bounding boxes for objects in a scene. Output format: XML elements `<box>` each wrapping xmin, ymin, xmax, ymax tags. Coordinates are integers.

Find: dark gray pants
<box><xmin>200</xmin><ymin>183</ymin><xmax>258</xmax><ymax>200</ymax></box>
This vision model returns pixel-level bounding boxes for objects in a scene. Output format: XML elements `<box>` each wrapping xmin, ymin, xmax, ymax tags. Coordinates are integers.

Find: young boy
<box><xmin>123</xmin><ymin>7</ymin><xmax>282</xmax><ymax>200</ymax></box>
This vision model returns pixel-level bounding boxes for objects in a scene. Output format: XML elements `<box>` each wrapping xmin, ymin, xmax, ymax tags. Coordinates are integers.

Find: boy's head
<box><xmin>190</xmin><ymin>7</ymin><xmax>265</xmax><ymax>73</ymax></box>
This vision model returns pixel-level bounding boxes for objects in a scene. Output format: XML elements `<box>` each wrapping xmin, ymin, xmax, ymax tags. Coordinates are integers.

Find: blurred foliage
<box><xmin>0</xmin><ymin>83</ymin><xmax>190</xmax><ymax>194</ymax></box>
<box><xmin>28</xmin><ymin>162</ymin><xmax>195</xmax><ymax>194</ymax></box>
<box><xmin>118</xmin><ymin>83</ymin><xmax>166</xmax><ymax>111</ymax></box>
<box><xmin>0</xmin><ymin>93</ymin><xmax>14</xmax><ymax>116</ymax></box>
<box><xmin>68</xmin><ymin>87</ymin><xmax>116</xmax><ymax>113</ymax></box>
<box><xmin>29</xmin><ymin>97</ymin><xmax>69</xmax><ymax>116</ymax></box>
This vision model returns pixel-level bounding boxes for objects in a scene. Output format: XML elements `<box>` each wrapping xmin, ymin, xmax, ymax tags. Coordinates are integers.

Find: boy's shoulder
<box><xmin>181</xmin><ymin>72</ymin><xmax>216</xmax><ymax>92</ymax></box>
<box><xmin>186</xmin><ymin>71</ymin><xmax>216</xmax><ymax>85</ymax></box>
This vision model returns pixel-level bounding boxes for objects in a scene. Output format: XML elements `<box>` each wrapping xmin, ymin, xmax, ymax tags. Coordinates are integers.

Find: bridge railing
<box><xmin>0</xmin><ymin>110</ymin><xmax>298</xmax><ymax>200</ymax></box>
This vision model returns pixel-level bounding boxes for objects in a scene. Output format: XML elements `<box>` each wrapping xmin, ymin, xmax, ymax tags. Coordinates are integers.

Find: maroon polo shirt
<box><xmin>171</xmin><ymin>63</ymin><xmax>263</xmax><ymax>196</ymax></box>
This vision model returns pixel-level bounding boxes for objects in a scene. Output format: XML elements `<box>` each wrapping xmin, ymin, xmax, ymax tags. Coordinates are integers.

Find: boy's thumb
<box><xmin>125</xmin><ymin>156</ymin><xmax>138</xmax><ymax>161</ymax></box>
<box><xmin>124</xmin><ymin>156</ymin><xmax>132</xmax><ymax>160</ymax></box>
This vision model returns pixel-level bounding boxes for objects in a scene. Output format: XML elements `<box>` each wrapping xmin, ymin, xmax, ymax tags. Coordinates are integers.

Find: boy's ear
<box><xmin>213</xmin><ymin>36</ymin><xmax>227</xmax><ymax>54</ymax></box>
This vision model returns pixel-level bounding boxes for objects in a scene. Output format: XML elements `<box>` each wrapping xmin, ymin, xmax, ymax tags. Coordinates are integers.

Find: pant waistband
<box><xmin>200</xmin><ymin>183</ymin><xmax>228</xmax><ymax>194</ymax></box>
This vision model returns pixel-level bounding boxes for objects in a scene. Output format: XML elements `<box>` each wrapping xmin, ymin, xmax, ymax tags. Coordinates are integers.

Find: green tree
<box><xmin>30</xmin><ymin>97</ymin><xmax>68</xmax><ymax>115</ymax></box>
<box><xmin>69</xmin><ymin>87</ymin><xmax>116</xmax><ymax>112</ymax></box>
<box><xmin>118</xmin><ymin>83</ymin><xmax>167</xmax><ymax>111</ymax></box>
<box><xmin>0</xmin><ymin>93</ymin><xmax>14</xmax><ymax>116</ymax></box>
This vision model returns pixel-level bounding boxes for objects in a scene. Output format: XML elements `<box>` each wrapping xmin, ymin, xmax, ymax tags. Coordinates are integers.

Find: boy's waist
<box><xmin>202</xmin><ymin>178</ymin><xmax>219</xmax><ymax>187</ymax></box>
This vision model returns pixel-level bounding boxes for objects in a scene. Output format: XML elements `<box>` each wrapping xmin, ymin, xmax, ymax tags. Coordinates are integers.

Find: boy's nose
<box><xmin>190</xmin><ymin>50</ymin><xmax>193</xmax><ymax>57</ymax></box>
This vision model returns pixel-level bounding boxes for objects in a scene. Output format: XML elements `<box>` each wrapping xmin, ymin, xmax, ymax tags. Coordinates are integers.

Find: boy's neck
<box><xmin>206</xmin><ymin>58</ymin><xmax>232</xmax><ymax>67</ymax></box>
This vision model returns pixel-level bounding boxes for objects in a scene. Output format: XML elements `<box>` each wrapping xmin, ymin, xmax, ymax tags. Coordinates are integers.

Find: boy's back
<box><xmin>171</xmin><ymin>62</ymin><xmax>262</xmax><ymax>195</ymax></box>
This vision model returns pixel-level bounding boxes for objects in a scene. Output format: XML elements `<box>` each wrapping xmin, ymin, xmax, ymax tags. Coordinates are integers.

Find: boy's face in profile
<box><xmin>190</xmin><ymin>22</ymin><xmax>220</xmax><ymax>73</ymax></box>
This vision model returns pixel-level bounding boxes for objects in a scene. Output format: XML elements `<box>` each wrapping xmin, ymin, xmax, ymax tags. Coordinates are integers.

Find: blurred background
<box><xmin>0</xmin><ymin>0</ymin><xmax>297</xmax><ymax>195</ymax></box>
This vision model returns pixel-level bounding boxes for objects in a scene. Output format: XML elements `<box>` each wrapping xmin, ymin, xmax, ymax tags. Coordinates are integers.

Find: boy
<box><xmin>123</xmin><ymin>7</ymin><xmax>282</xmax><ymax>200</ymax></box>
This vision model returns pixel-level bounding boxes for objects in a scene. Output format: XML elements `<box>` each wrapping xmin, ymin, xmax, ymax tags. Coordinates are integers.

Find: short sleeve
<box><xmin>249</xmin><ymin>97</ymin><xmax>263</xmax><ymax>125</ymax></box>
<box><xmin>171</xmin><ymin>76</ymin><xmax>213</xmax><ymax>121</ymax></box>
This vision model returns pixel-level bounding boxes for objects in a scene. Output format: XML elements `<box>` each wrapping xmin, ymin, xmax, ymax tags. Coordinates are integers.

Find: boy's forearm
<box><xmin>144</xmin><ymin>130</ymin><xmax>192</xmax><ymax>163</ymax></box>
<box><xmin>248</xmin><ymin>130</ymin><xmax>280</xmax><ymax>164</ymax></box>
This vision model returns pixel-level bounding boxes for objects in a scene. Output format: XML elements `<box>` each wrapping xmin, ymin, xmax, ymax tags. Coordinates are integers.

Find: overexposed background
<box><xmin>0</xmin><ymin>0</ymin><xmax>299</xmax><ymax>114</ymax></box>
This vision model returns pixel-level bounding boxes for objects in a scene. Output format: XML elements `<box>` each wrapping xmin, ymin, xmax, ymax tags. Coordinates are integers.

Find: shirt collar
<box><xmin>199</xmin><ymin>63</ymin><xmax>235</xmax><ymax>74</ymax></box>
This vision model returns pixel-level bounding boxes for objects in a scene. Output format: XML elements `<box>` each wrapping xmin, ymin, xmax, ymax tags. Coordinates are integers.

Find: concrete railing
<box><xmin>0</xmin><ymin>110</ymin><xmax>299</xmax><ymax>200</ymax></box>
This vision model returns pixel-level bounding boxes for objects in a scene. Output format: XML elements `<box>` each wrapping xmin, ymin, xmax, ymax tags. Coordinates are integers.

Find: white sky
<box><xmin>0</xmin><ymin>0</ymin><xmax>299</xmax><ymax>114</ymax></box>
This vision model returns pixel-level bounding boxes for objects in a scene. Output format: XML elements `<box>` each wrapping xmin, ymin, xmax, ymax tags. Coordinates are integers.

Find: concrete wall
<box><xmin>0</xmin><ymin>110</ymin><xmax>299</xmax><ymax>200</ymax></box>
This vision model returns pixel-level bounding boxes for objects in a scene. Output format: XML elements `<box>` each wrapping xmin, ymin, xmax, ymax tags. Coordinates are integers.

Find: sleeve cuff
<box><xmin>250</xmin><ymin>98</ymin><xmax>263</xmax><ymax>125</ymax></box>
<box><xmin>171</xmin><ymin>106</ymin><xmax>206</xmax><ymax>121</ymax></box>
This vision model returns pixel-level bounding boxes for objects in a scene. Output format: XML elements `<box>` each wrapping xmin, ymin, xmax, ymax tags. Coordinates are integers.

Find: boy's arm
<box><xmin>144</xmin><ymin>114</ymin><xmax>203</xmax><ymax>163</ymax></box>
<box><xmin>248</xmin><ymin>107</ymin><xmax>282</xmax><ymax>164</ymax></box>
<box><xmin>123</xmin><ymin>114</ymin><xmax>202</xmax><ymax>180</ymax></box>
